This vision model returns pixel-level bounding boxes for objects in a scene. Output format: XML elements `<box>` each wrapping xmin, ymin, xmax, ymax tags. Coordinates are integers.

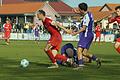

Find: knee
<box><xmin>44</xmin><ymin>48</ymin><xmax>48</xmax><ymax>52</ymax></box>
<box><xmin>114</xmin><ymin>42</ymin><xmax>119</xmax><ymax>49</ymax></box>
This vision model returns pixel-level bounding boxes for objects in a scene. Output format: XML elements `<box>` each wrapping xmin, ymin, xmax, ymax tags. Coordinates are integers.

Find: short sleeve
<box><xmin>82</xmin><ymin>13</ymin><xmax>90</xmax><ymax>26</ymax></box>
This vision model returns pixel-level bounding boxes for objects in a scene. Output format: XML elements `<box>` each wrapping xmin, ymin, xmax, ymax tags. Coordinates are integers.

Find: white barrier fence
<box><xmin>8</xmin><ymin>33</ymin><xmax>115</xmax><ymax>42</ymax></box>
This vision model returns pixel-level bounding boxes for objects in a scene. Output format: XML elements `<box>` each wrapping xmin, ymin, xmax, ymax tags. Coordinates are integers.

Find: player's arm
<box><xmin>72</xmin><ymin>14</ymin><xmax>89</xmax><ymax>36</ymax></box>
<box><xmin>108</xmin><ymin>14</ymin><xmax>116</xmax><ymax>23</ymax></box>
<box><xmin>72</xmin><ymin>8</ymin><xmax>79</xmax><ymax>14</ymax></box>
<box><xmin>10</xmin><ymin>24</ymin><xmax>12</xmax><ymax>30</ymax></box>
<box><xmin>72</xmin><ymin>26</ymin><xmax>86</xmax><ymax>35</ymax></box>
<box><xmin>61</xmin><ymin>47</ymin><xmax>66</xmax><ymax>56</ymax></box>
<box><xmin>51</xmin><ymin>21</ymin><xmax>72</xmax><ymax>34</ymax></box>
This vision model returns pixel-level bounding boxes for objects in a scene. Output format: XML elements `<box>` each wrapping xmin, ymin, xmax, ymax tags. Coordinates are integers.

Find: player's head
<box><xmin>6</xmin><ymin>19</ymin><xmax>10</xmax><ymax>24</ymax></box>
<box><xmin>36</xmin><ymin>10</ymin><xmax>46</xmax><ymax>20</ymax></box>
<box><xmin>78</xmin><ymin>3</ymin><xmax>88</xmax><ymax>14</ymax></box>
<box><xmin>115</xmin><ymin>6</ymin><xmax>120</xmax><ymax>16</ymax></box>
<box><xmin>97</xmin><ymin>22</ymin><xmax>100</xmax><ymax>26</ymax></box>
<box><xmin>66</xmin><ymin>48</ymin><xmax>74</xmax><ymax>58</ymax></box>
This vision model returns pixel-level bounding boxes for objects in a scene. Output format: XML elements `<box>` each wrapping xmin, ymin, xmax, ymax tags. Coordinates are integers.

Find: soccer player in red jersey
<box><xmin>36</xmin><ymin>10</ymin><xmax>72</xmax><ymax>68</ymax></box>
<box><xmin>94</xmin><ymin>23</ymin><xmax>101</xmax><ymax>45</ymax></box>
<box><xmin>108</xmin><ymin>6</ymin><xmax>120</xmax><ymax>54</ymax></box>
<box><xmin>3</xmin><ymin>19</ymin><xmax>12</xmax><ymax>45</ymax></box>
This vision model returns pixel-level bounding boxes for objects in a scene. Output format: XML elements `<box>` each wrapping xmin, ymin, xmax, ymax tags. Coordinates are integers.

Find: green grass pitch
<box><xmin>0</xmin><ymin>40</ymin><xmax>120</xmax><ymax>80</ymax></box>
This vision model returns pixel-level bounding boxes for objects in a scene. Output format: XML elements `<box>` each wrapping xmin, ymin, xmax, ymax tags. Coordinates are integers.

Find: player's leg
<box><xmin>84</xmin><ymin>34</ymin><xmax>101</xmax><ymax>68</ymax></box>
<box><xmin>76</xmin><ymin>36</ymin><xmax>87</xmax><ymax>67</ymax></box>
<box><xmin>77</xmin><ymin>47</ymin><xmax>84</xmax><ymax>66</ymax></box>
<box><xmin>44</xmin><ymin>43</ymin><xmax>56</xmax><ymax>64</ymax></box>
<box><xmin>83</xmin><ymin>56</ymin><xmax>91</xmax><ymax>63</ymax></box>
<box><xmin>54</xmin><ymin>42</ymin><xmax>71</xmax><ymax>64</ymax></box>
<box><xmin>6</xmin><ymin>32</ymin><xmax>10</xmax><ymax>45</ymax></box>
<box><xmin>45</xmin><ymin>44</ymin><xmax>71</xmax><ymax>68</ymax></box>
<box><xmin>82</xmin><ymin>49</ymin><xmax>97</xmax><ymax>61</ymax></box>
<box><xmin>82</xmin><ymin>49</ymin><xmax>101</xmax><ymax>68</ymax></box>
<box><xmin>4</xmin><ymin>32</ymin><xmax>9</xmax><ymax>45</ymax></box>
<box><xmin>114</xmin><ymin>38</ymin><xmax>120</xmax><ymax>54</ymax></box>
<box><xmin>6</xmin><ymin>39</ymin><xmax>9</xmax><ymax>45</ymax></box>
<box><xmin>35</xmin><ymin>36</ymin><xmax>39</xmax><ymax>44</ymax></box>
<box><xmin>98</xmin><ymin>35</ymin><xmax>101</xmax><ymax>45</ymax></box>
<box><xmin>103</xmin><ymin>34</ymin><xmax>106</xmax><ymax>42</ymax></box>
<box><xmin>94</xmin><ymin>35</ymin><xmax>97</xmax><ymax>43</ymax></box>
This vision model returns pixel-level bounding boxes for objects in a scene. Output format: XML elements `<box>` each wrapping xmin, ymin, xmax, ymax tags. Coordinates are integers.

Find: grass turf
<box><xmin>0</xmin><ymin>40</ymin><xmax>120</xmax><ymax>80</ymax></box>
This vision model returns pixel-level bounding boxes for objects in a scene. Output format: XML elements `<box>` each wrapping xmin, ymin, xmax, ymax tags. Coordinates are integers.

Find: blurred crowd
<box><xmin>0</xmin><ymin>21</ymin><xmax>120</xmax><ymax>36</ymax></box>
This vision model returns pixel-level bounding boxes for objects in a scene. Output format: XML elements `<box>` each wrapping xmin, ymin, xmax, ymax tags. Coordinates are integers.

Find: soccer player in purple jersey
<box><xmin>72</xmin><ymin>3</ymin><xmax>101</xmax><ymax>68</ymax></box>
<box><xmin>33</xmin><ymin>23</ymin><xmax>40</xmax><ymax>44</ymax></box>
<box><xmin>57</xmin><ymin>43</ymin><xmax>91</xmax><ymax>67</ymax></box>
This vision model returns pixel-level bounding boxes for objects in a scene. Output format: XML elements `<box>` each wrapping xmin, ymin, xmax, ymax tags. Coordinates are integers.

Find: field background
<box><xmin>0</xmin><ymin>40</ymin><xmax>120</xmax><ymax>80</ymax></box>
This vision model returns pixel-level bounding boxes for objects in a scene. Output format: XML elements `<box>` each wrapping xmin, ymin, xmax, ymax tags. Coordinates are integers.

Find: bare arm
<box><xmin>51</xmin><ymin>21</ymin><xmax>72</xmax><ymax>34</ymax></box>
<box><xmin>72</xmin><ymin>25</ymin><xmax>86</xmax><ymax>35</ymax></box>
<box><xmin>108</xmin><ymin>14</ymin><xmax>116</xmax><ymax>23</ymax></box>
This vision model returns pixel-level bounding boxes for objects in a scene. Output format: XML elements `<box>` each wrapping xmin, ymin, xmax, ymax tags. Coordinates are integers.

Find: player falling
<box><xmin>3</xmin><ymin>19</ymin><xmax>12</xmax><ymax>45</ymax></box>
<box><xmin>57</xmin><ymin>43</ymin><xmax>92</xmax><ymax>67</ymax></box>
<box><xmin>36</xmin><ymin>10</ymin><xmax>72</xmax><ymax>68</ymax></box>
<box><xmin>108</xmin><ymin>6</ymin><xmax>120</xmax><ymax>54</ymax></box>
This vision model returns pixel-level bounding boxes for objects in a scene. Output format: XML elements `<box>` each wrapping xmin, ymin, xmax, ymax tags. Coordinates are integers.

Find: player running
<box><xmin>3</xmin><ymin>19</ymin><xmax>12</xmax><ymax>45</ymax></box>
<box><xmin>36</xmin><ymin>10</ymin><xmax>72</xmax><ymax>68</ymax></box>
<box><xmin>108</xmin><ymin>6</ymin><xmax>120</xmax><ymax>54</ymax></box>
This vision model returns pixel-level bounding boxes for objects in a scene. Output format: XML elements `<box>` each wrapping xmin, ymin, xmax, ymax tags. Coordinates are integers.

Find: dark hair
<box><xmin>78</xmin><ymin>3</ymin><xmax>88</xmax><ymax>11</ymax></box>
<box><xmin>37</xmin><ymin>10</ymin><xmax>46</xmax><ymax>16</ymax></box>
<box><xmin>6</xmin><ymin>19</ymin><xmax>10</xmax><ymax>22</ymax></box>
<box><xmin>115</xmin><ymin>6</ymin><xmax>120</xmax><ymax>10</ymax></box>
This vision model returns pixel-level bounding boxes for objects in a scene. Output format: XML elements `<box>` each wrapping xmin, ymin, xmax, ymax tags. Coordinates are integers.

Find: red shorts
<box><xmin>4</xmin><ymin>32</ymin><xmax>10</xmax><ymax>39</ymax></box>
<box><xmin>116</xmin><ymin>38</ymin><xmax>120</xmax><ymax>42</ymax></box>
<box><xmin>96</xmin><ymin>32</ymin><xmax>101</xmax><ymax>38</ymax></box>
<box><xmin>48</xmin><ymin>34</ymin><xmax>62</xmax><ymax>50</ymax></box>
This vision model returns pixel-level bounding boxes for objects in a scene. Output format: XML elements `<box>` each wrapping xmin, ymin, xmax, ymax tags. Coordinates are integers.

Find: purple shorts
<box><xmin>78</xmin><ymin>32</ymin><xmax>93</xmax><ymax>49</ymax></box>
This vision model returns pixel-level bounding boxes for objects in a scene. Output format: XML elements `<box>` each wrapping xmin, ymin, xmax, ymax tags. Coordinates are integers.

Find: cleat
<box><xmin>78</xmin><ymin>64</ymin><xmax>85</xmax><ymax>67</ymax></box>
<box><xmin>72</xmin><ymin>62</ymin><xmax>79</xmax><ymax>68</ymax></box>
<box><xmin>73</xmin><ymin>64</ymin><xmax>84</xmax><ymax>70</ymax></box>
<box><xmin>48</xmin><ymin>64</ymin><xmax>59</xmax><ymax>69</ymax></box>
<box><xmin>66</xmin><ymin>58</ymin><xmax>73</xmax><ymax>66</ymax></box>
<box><xmin>6</xmin><ymin>42</ymin><xmax>9</xmax><ymax>45</ymax></box>
<box><xmin>68</xmin><ymin>58</ymin><xmax>73</xmax><ymax>64</ymax></box>
<box><xmin>96</xmin><ymin>58</ymin><xmax>101</xmax><ymax>68</ymax></box>
<box><xmin>73</xmin><ymin>66</ymin><xmax>84</xmax><ymax>70</ymax></box>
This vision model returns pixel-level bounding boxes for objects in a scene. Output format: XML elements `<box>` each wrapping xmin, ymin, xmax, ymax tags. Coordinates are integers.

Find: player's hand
<box><xmin>66</xmin><ymin>29</ymin><xmax>72</xmax><ymax>34</ymax></box>
<box><xmin>71</xmin><ymin>32</ymin><xmax>77</xmax><ymax>36</ymax></box>
<box><xmin>72</xmin><ymin>8</ymin><xmax>79</xmax><ymax>13</ymax></box>
<box><xmin>51</xmin><ymin>21</ymin><xmax>57</xmax><ymax>26</ymax></box>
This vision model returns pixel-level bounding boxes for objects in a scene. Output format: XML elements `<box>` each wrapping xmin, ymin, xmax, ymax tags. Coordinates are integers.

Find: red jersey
<box><xmin>116</xmin><ymin>38</ymin><xmax>120</xmax><ymax>42</ymax></box>
<box><xmin>4</xmin><ymin>23</ymin><xmax>12</xmax><ymax>39</ymax></box>
<box><xmin>95</xmin><ymin>25</ymin><xmax>101</xmax><ymax>37</ymax></box>
<box><xmin>95</xmin><ymin>25</ymin><xmax>101</xmax><ymax>33</ymax></box>
<box><xmin>109</xmin><ymin>16</ymin><xmax>120</xmax><ymax>24</ymax></box>
<box><xmin>42</xmin><ymin>17</ymin><xmax>62</xmax><ymax>50</ymax></box>
<box><xmin>4</xmin><ymin>23</ymin><xmax>12</xmax><ymax>32</ymax></box>
<box><xmin>42</xmin><ymin>17</ymin><xmax>61</xmax><ymax>36</ymax></box>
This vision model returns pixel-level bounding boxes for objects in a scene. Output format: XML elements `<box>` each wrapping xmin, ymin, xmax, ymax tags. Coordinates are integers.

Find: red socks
<box><xmin>55</xmin><ymin>54</ymin><xmax>67</xmax><ymax>62</ymax></box>
<box><xmin>46</xmin><ymin>50</ymin><xmax>56</xmax><ymax>63</ymax></box>
<box><xmin>46</xmin><ymin>50</ymin><xmax>68</xmax><ymax>63</ymax></box>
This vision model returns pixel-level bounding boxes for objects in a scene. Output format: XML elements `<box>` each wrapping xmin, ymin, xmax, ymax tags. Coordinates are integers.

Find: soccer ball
<box><xmin>20</xmin><ymin>59</ymin><xmax>29</xmax><ymax>68</ymax></box>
